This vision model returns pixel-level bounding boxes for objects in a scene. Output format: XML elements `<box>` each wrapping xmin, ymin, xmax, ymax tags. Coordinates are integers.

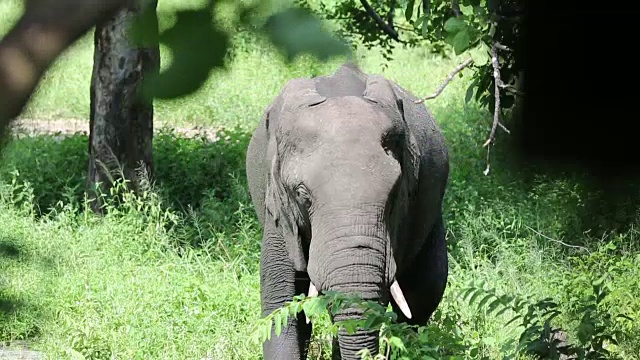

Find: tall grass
<box><xmin>0</xmin><ymin>0</ymin><xmax>639</xmax><ymax>359</ymax></box>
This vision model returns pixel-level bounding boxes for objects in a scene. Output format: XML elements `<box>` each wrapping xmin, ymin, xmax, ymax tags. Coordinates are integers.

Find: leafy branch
<box><xmin>460</xmin><ymin>277</ymin><xmax>634</xmax><ymax>359</ymax></box>
<box><xmin>360</xmin><ymin>0</ymin><xmax>400</xmax><ymax>40</ymax></box>
<box><xmin>252</xmin><ymin>290</ymin><xmax>460</xmax><ymax>359</ymax></box>
<box><xmin>0</xmin><ymin>0</ymin><xmax>352</xmax><ymax>143</ymax></box>
<box><xmin>311</xmin><ymin>0</ymin><xmax>525</xmax><ymax>173</ymax></box>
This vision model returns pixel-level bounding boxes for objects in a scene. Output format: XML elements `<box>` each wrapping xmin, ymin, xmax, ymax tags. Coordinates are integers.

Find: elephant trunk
<box><xmin>307</xmin><ymin>204</ymin><xmax>400</xmax><ymax>359</ymax></box>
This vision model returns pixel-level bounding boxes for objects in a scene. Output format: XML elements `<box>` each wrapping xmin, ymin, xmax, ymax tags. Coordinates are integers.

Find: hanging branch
<box><xmin>0</xmin><ymin>0</ymin><xmax>133</xmax><ymax>137</ymax></box>
<box><xmin>415</xmin><ymin>57</ymin><xmax>474</xmax><ymax>104</ymax></box>
<box><xmin>482</xmin><ymin>41</ymin><xmax>511</xmax><ymax>175</ymax></box>
<box><xmin>360</xmin><ymin>0</ymin><xmax>400</xmax><ymax>40</ymax></box>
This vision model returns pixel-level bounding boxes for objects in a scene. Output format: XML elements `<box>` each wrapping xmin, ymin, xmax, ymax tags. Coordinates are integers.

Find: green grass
<box><xmin>1</xmin><ymin>0</ymin><xmax>640</xmax><ymax>359</ymax></box>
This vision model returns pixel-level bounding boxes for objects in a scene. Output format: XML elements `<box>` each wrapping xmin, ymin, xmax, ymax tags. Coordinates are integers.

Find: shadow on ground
<box><xmin>0</xmin><ymin>126</ymin><xmax>253</xmax><ymax>220</ymax></box>
<box><xmin>439</xmin><ymin>111</ymin><xmax>640</xmax><ymax>258</ymax></box>
<box><xmin>0</xmin><ymin>291</ymin><xmax>42</xmax><ymax>355</ymax></box>
<box><xmin>0</xmin><ymin>238</ymin><xmax>22</xmax><ymax>260</ymax></box>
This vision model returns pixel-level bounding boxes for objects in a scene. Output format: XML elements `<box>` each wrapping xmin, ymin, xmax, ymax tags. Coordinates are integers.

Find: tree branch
<box><xmin>387</xmin><ymin>0</ymin><xmax>396</xmax><ymax>33</ymax></box>
<box><xmin>451</xmin><ymin>0</ymin><xmax>461</xmax><ymax>17</ymax></box>
<box><xmin>414</xmin><ymin>57</ymin><xmax>474</xmax><ymax>104</ymax></box>
<box><xmin>0</xmin><ymin>0</ymin><xmax>133</xmax><ymax>138</ymax></box>
<box><xmin>525</xmin><ymin>225</ymin><xmax>590</xmax><ymax>253</ymax></box>
<box><xmin>359</xmin><ymin>0</ymin><xmax>399</xmax><ymax>41</ymax></box>
<box><xmin>494</xmin><ymin>42</ymin><xmax>511</xmax><ymax>51</ymax></box>
<box><xmin>482</xmin><ymin>41</ymin><xmax>511</xmax><ymax>175</ymax></box>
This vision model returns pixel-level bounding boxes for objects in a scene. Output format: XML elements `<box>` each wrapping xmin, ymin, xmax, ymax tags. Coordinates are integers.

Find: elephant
<box><xmin>245</xmin><ymin>63</ymin><xmax>450</xmax><ymax>360</ymax></box>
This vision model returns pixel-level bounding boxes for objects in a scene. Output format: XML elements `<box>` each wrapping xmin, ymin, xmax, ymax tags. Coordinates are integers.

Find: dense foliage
<box><xmin>300</xmin><ymin>0</ymin><xmax>523</xmax><ymax>111</ymax></box>
<box><xmin>128</xmin><ymin>0</ymin><xmax>523</xmax><ymax>127</ymax></box>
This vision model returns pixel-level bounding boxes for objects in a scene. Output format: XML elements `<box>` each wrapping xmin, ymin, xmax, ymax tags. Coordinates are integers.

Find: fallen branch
<box><xmin>415</xmin><ymin>57</ymin><xmax>474</xmax><ymax>104</ymax></box>
<box><xmin>482</xmin><ymin>41</ymin><xmax>510</xmax><ymax>175</ymax></box>
<box><xmin>525</xmin><ymin>225</ymin><xmax>590</xmax><ymax>253</ymax></box>
<box><xmin>360</xmin><ymin>0</ymin><xmax>399</xmax><ymax>41</ymax></box>
<box><xmin>0</xmin><ymin>0</ymin><xmax>133</xmax><ymax>139</ymax></box>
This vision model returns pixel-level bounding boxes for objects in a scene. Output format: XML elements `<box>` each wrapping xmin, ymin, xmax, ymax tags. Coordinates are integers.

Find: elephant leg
<box><xmin>261</xmin><ymin>218</ymin><xmax>312</xmax><ymax>360</ymax></box>
<box><xmin>391</xmin><ymin>214</ymin><xmax>448</xmax><ymax>326</ymax></box>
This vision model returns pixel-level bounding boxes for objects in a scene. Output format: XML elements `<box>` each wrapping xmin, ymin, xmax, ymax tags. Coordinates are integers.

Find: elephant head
<box><xmin>264</xmin><ymin>74</ymin><xmax>421</xmax><ymax>358</ymax></box>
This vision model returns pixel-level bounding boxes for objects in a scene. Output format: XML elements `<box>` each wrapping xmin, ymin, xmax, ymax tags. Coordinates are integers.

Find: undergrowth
<box><xmin>0</xmin><ymin>126</ymin><xmax>638</xmax><ymax>359</ymax></box>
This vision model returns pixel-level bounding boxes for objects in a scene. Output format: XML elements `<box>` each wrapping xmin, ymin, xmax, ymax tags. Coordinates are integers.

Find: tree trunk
<box><xmin>86</xmin><ymin>0</ymin><xmax>160</xmax><ymax>213</ymax></box>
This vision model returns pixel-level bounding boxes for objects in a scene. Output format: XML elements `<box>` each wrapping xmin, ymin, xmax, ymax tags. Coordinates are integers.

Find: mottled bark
<box><xmin>87</xmin><ymin>1</ymin><xmax>160</xmax><ymax>213</ymax></box>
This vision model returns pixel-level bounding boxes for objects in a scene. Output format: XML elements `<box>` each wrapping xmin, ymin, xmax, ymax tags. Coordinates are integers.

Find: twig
<box><xmin>481</xmin><ymin>41</ymin><xmax>513</xmax><ymax>175</ymax></box>
<box><xmin>494</xmin><ymin>42</ymin><xmax>511</xmax><ymax>51</ymax></box>
<box><xmin>525</xmin><ymin>225</ymin><xmax>590</xmax><ymax>253</ymax></box>
<box><xmin>499</xmin><ymin>83</ymin><xmax>525</xmax><ymax>97</ymax></box>
<box><xmin>482</xmin><ymin>43</ymin><xmax>503</xmax><ymax>148</ymax></box>
<box><xmin>385</xmin><ymin>337</ymin><xmax>392</xmax><ymax>360</ymax></box>
<box><xmin>360</xmin><ymin>0</ymin><xmax>399</xmax><ymax>41</ymax></box>
<box><xmin>414</xmin><ymin>57</ymin><xmax>474</xmax><ymax>104</ymax></box>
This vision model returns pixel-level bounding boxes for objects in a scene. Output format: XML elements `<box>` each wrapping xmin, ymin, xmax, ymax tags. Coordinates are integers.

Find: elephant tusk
<box><xmin>306</xmin><ymin>282</ymin><xmax>318</xmax><ymax>324</ymax></box>
<box><xmin>390</xmin><ymin>280</ymin><xmax>412</xmax><ymax>319</ymax></box>
<box><xmin>308</xmin><ymin>282</ymin><xmax>318</xmax><ymax>298</ymax></box>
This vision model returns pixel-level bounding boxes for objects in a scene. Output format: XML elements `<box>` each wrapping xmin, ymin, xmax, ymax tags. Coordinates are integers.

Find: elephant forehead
<box><xmin>308</xmin><ymin>97</ymin><xmax>394</xmax><ymax>137</ymax></box>
<box><xmin>277</xmin><ymin>97</ymin><xmax>393</xmax><ymax>150</ymax></box>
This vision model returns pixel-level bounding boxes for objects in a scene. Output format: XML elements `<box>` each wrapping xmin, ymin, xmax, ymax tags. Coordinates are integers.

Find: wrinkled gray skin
<box><xmin>246</xmin><ymin>63</ymin><xmax>450</xmax><ymax>360</ymax></box>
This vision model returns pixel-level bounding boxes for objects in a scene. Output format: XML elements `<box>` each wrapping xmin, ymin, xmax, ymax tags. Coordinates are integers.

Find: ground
<box><xmin>10</xmin><ymin>119</ymin><xmax>222</xmax><ymax>142</ymax></box>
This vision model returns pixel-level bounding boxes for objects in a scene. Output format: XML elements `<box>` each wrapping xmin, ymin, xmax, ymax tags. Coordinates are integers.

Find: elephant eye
<box><xmin>294</xmin><ymin>184</ymin><xmax>311</xmax><ymax>207</ymax></box>
<box><xmin>382</xmin><ymin>132</ymin><xmax>404</xmax><ymax>158</ymax></box>
<box><xmin>294</xmin><ymin>184</ymin><xmax>309</xmax><ymax>199</ymax></box>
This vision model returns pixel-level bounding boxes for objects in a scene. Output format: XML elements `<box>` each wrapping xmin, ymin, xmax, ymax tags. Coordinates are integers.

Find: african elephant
<box><xmin>245</xmin><ymin>63</ymin><xmax>450</xmax><ymax>360</ymax></box>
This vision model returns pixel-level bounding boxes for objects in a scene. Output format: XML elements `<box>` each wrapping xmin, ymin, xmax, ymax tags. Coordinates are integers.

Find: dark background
<box><xmin>515</xmin><ymin>0</ymin><xmax>636</xmax><ymax>183</ymax></box>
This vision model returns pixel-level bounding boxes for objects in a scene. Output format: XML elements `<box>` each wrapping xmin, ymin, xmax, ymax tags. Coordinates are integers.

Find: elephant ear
<box><xmin>362</xmin><ymin>75</ymin><xmax>421</xmax><ymax>194</ymax></box>
<box><xmin>264</xmin><ymin>78</ymin><xmax>326</xmax><ymax>272</ymax></box>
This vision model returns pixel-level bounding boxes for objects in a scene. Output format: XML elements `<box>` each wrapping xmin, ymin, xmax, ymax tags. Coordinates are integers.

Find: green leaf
<box><xmin>616</xmin><ymin>314</ymin><xmax>634</xmax><ymax>322</ymax></box>
<box><xmin>444</xmin><ymin>17</ymin><xmax>466</xmax><ymax>34</ymax></box>
<box><xmin>467</xmin><ymin>287</ymin><xmax>483</xmax><ymax>306</ymax></box>
<box><xmin>592</xmin><ymin>273</ymin><xmax>608</xmax><ymax>287</ymax></box>
<box><xmin>476</xmin><ymin>294</ymin><xmax>494</xmax><ymax>310</ymax></box>
<box><xmin>388</xmin><ymin>336</ymin><xmax>406</xmax><ymax>351</ymax></box>
<box><xmin>452</xmin><ymin>28</ymin><xmax>471</xmax><ymax>54</ymax></box>
<box><xmin>505</xmin><ymin>314</ymin><xmax>522</xmax><ymax>327</ymax></box>
<box><xmin>142</xmin><ymin>8</ymin><xmax>230</xmax><ymax>100</ymax></box>
<box><xmin>303</xmin><ymin>296</ymin><xmax>330</xmax><ymax>319</ymax></box>
<box><xmin>473</xmin><ymin>5</ymin><xmax>487</xmax><ymax>18</ymax></box>
<box><xmin>422</xmin><ymin>16</ymin><xmax>430</xmax><ymax>38</ymax></box>
<box><xmin>274</xmin><ymin>312</ymin><xmax>282</xmax><ymax>336</ymax></box>
<box><xmin>472</xmin><ymin>42</ymin><xmax>490</xmax><ymax>65</ymax></box>
<box><xmin>405</xmin><ymin>0</ymin><xmax>415</xmax><ymax>21</ymax></box>
<box><xmin>263</xmin><ymin>7</ymin><xmax>351</xmax><ymax>62</ymax></box>
<box><xmin>459</xmin><ymin>4</ymin><xmax>473</xmax><ymax>16</ymax></box>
